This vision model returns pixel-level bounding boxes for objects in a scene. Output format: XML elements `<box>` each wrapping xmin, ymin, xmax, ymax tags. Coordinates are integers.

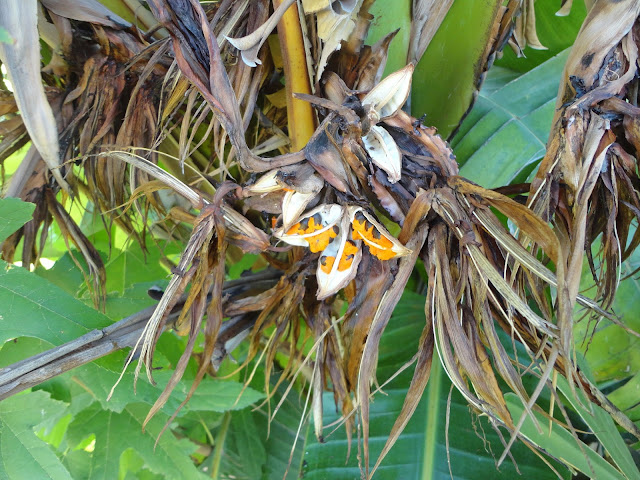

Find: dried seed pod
<box><xmin>316</xmin><ymin>216</ymin><xmax>362</xmax><ymax>299</ymax></box>
<box><xmin>361</xmin><ymin>64</ymin><xmax>414</xmax><ymax>120</ymax></box>
<box><xmin>274</xmin><ymin>204</ymin><xmax>343</xmax><ymax>251</ymax></box>
<box><xmin>362</xmin><ymin>125</ymin><xmax>402</xmax><ymax>183</ymax></box>
<box><xmin>282</xmin><ymin>190</ymin><xmax>319</xmax><ymax>230</ymax></box>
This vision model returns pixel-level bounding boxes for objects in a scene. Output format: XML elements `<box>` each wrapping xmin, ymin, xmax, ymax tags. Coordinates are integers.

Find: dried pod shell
<box><xmin>362</xmin><ymin>125</ymin><xmax>402</xmax><ymax>183</ymax></box>
<box><xmin>362</xmin><ymin>64</ymin><xmax>414</xmax><ymax>119</ymax></box>
<box><xmin>282</xmin><ymin>190</ymin><xmax>319</xmax><ymax>230</ymax></box>
<box><xmin>317</xmin><ymin>216</ymin><xmax>362</xmax><ymax>299</ymax></box>
<box><xmin>274</xmin><ymin>204</ymin><xmax>343</xmax><ymax>251</ymax></box>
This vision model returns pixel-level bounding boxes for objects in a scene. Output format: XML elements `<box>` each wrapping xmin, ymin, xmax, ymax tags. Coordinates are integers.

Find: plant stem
<box><xmin>210</xmin><ymin>411</ymin><xmax>232</xmax><ymax>479</ymax></box>
<box><xmin>274</xmin><ymin>0</ymin><xmax>316</xmax><ymax>151</ymax></box>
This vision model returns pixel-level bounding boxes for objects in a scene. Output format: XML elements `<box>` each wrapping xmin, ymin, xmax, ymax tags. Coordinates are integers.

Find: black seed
<box><xmin>581</xmin><ymin>52</ymin><xmax>595</xmax><ymax>68</ymax></box>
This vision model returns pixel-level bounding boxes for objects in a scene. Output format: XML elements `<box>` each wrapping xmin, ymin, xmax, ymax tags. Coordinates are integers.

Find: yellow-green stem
<box><xmin>274</xmin><ymin>0</ymin><xmax>316</xmax><ymax>151</ymax></box>
<box><xmin>210</xmin><ymin>411</ymin><xmax>231</xmax><ymax>479</ymax></box>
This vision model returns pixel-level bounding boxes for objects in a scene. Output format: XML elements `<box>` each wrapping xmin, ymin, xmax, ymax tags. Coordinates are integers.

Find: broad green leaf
<box><xmin>574</xmin><ymin>243</ymin><xmax>640</xmax><ymax>383</ymax></box>
<box><xmin>0</xmin><ymin>336</ymin><xmax>52</xmax><ymax>365</ymax></box>
<box><xmin>303</xmin><ymin>292</ymin><xmax>564</xmax><ymax>479</ymax></box>
<box><xmin>607</xmin><ymin>372</ymin><xmax>640</xmax><ymax>422</ymax></box>
<box><xmin>411</xmin><ymin>0</ymin><xmax>502</xmax><ymax>139</ymax></box>
<box><xmin>0</xmin><ymin>260</ymin><xmax>111</xmax><ymax>346</ymax></box>
<box><xmin>554</xmin><ymin>365</ymin><xmax>640</xmax><ymax>480</ymax></box>
<box><xmin>35</xmin><ymin>251</ymin><xmax>91</xmax><ymax>297</ymax></box>
<box><xmin>496</xmin><ymin>1</ymin><xmax>587</xmax><ymax>72</ymax></box>
<box><xmin>366</xmin><ymin>0</ymin><xmax>411</xmax><ymax>76</ymax></box>
<box><xmin>36</xmin><ymin>249</ymin><xmax>168</xmax><ymax>320</ymax></box>
<box><xmin>0</xmin><ymin>197</ymin><xmax>35</xmax><ymax>243</ymax></box>
<box><xmin>66</xmin><ymin>402</ymin><xmax>209</xmax><ymax>480</ymax></box>
<box><xmin>119</xmin><ymin>448</ymin><xmax>165</xmax><ymax>480</ymax></box>
<box><xmin>452</xmin><ymin>50</ymin><xmax>568</xmax><ymax>188</ymax></box>
<box><xmin>0</xmin><ymin>391</ymin><xmax>72</xmax><ymax>480</ymax></box>
<box><xmin>0</xmin><ymin>26</ymin><xmax>12</xmax><ymax>44</ymax></box>
<box><xmin>101</xmin><ymin>281</ymin><xmax>166</xmax><ymax>321</ymax></box>
<box><xmin>506</xmin><ymin>394</ymin><xmax>627</xmax><ymax>480</ymax></box>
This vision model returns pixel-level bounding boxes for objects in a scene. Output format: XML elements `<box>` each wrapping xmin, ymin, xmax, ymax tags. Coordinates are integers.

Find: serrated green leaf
<box><xmin>0</xmin><ymin>197</ymin><xmax>35</xmax><ymax>244</ymax></box>
<box><xmin>72</xmin><ymin>350</ymin><xmax>264</xmax><ymax>414</ymax></box>
<box><xmin>452</xmin><ymin>50</ymin><xmax>569</xmax><ymax>188</ymax></box>
<box><xmin>35</xmin><ymin>251</ymin><xmax>91</xmax><ymax>297</ymax></box>
<box><xmin>0</xmin><ymin>260</ymin><xmax>111</xmax><ymax>345</ymax></box>
<box><xmin>254</xmin><ymin>384</ymin><xmax>308</xmax><ymax>480</ymax></box>
<box><xmin>0</xmin><ymin>391</ymin><xmax>72</xmax><ymax>480</ymax></box>
<box><xmin>104</xmin><ymin>243</ymin><xmax>168</xmax><ymax>295</ymax></box>
<box><xmin>303</xmin><ymin>292</ymin><xmax>564</xmax><ymax>479</ymax></box>
<box><xmin>66</xmin><ymin>402</ymin><xmax>208</xmax><ymax>480</ymax></box>
<box><xmin>220</xmin><ymin>409</ymin><xmax>266</xmax><ymax>480</ymax></box>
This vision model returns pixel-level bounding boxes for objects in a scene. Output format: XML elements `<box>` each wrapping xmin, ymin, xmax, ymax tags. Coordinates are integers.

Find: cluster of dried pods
<box><xmin>2</xmin><ymin>0</ymin><xmax>640</xmax><ymax>477</ymax></box>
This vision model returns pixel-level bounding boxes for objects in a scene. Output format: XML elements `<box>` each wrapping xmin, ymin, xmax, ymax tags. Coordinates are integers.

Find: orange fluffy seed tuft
<box><xmin>351</xmin><ymin>212</ymin><xmax>395</xmax><ymax>259</ymax></box>
<box><xmin>307</xmin><ymin>225</ymin><xmax>339</xmax><ymax>252</ymax></box>
<box><xmin>287</xmin><ymin>213</ymin><xmax>323</xmax><ymax>236</ymax></box>
<box><xmin>320</xmin><ymin>255</ymin><xmax>335</xmax><ymax>274</ymax></box>
<box><xmin>338</xmin><ymin>240</ymin><xmax>359</xmax><ymax>271</ymax></box>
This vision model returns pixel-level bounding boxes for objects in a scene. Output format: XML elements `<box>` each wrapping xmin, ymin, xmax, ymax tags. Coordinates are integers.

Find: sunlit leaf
<box><xmin>0</xmin><ymin>197</ymin><xmax>35</xmax><ymax>243</ymax></box>
<box><xmin>66</xmin><ymin>402</ymin><xmax>209</xmax><ymax>480</ymax></box>
<box><xmin>0</xmin><ymin>260</ymin><xmax>110</xmax><ymax>345</ymax></box>
<box><xmin>0</xmin><ymin>391</ymin><xmax>72</xmax><ymax>480</ymax></box>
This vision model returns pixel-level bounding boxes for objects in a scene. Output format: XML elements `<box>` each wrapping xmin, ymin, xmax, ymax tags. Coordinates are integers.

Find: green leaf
<box><xmin>0</xmin><ymin>391</ymin><xmax>72</xmax><ymax>480</ymax></box>
<box><xmin>0</xmin><ymin>197</ymin><xmax>35</xmax><ymax>244</ymax></box>
<box><xmin>72</xmin><ymin>349</ymin><xmax>264</xmax><ymax>414</ymax></box>
<box><xmin>303</xmin><ymin>292</ymin><xmax>564</xmax><ymax>479</ymax></box>
<box><xmin>411</xmin><ymin>0</ymin><xmax>502</xmax><ymax>139</ymax></box>
<box><xmin>506</xmin><ymin>394</ymin><xmax>628</xmax><ymax>480</ymax></box>
<box><xmin>452</xmin><ymin>50</ymin><xmax>569</xmax><ymax>188</ymax></box>
<box><xmin>0</xmin><ymin>260</ymin><xmax>111</xmax><ymax>345</ymax></box>
<box><xmin>0</xmin><ymin>27</ymin><xmax>13</xmax><ymax>44</ymax></box>
<box><xmin>554</xmin><ymin>366</ymin><xmax>640</xmax><ymax>480</ymax></box>
<box><xmin>574</xmin><ymin>243</ymin><xmax>640</xmax><ymax>383</ymax></box>
<box><xmin>254</xmin><ymin>384</ymin><xmax>308</xmax><ymax>480</ymax></box>
<box><xmin>35</xmin><ymin>251</ymin><xmax>92</xmax><ymax>297</ymax></box>
<box><xmin>366</xmin><ymin>0</ymin><xmax>411</xmax><ymax>76</ymax></box>
<box><xmin>495</xmin><ymin>1</ymin><xmax>587</xmax><ymax>72</ymax></box>
<box><xmin>607</xmin><ymin>372</ymin><xmax>640</xmax><ymax>422</ymax></box>
<box><xmin>217</xmin><ymin>409</ymin><xmax>266</xmax><ymax>480</ymax></box>
<box><xmin>104</xmin><ymin>243</ymin><xmax>168</xmax><ymax>295</ymax></box>
<box><xmin>66</xmin><ymin>402</ymin><xmax>209</xmax><ymax>480</ymax></box>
